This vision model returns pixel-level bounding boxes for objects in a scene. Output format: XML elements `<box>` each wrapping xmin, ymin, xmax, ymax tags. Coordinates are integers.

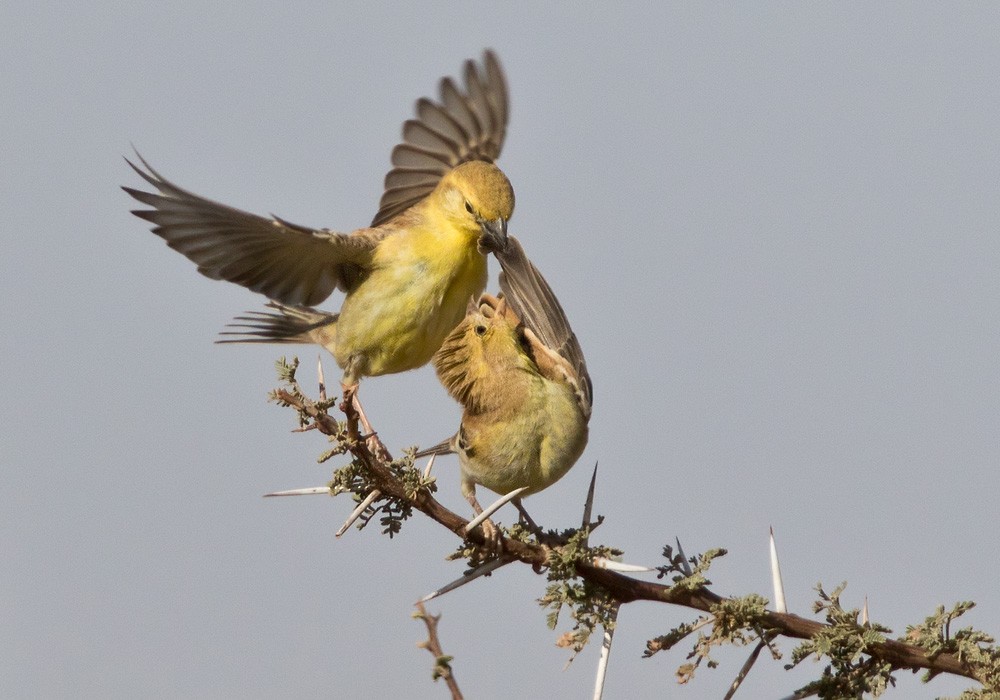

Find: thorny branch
<box><xmin>270</xmin><ymin>361</ymin><xmax>998</xmax><ymax>696</ymax></box>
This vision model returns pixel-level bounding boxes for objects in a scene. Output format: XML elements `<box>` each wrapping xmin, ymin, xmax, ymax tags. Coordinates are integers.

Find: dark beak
<box><xmin>477</xmin><ymin>217</ymin><xmax>508</xmax><ymax>254</ymax></box>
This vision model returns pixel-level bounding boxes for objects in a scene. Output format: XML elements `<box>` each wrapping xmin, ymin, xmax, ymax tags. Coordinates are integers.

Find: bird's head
<box><xmin>465</xmin><ymin>295</ymin><xmax>525</xmax><ymax>361</ymax></box>
<box><xmin>437</xmin><ymin>161</ymin><xmax>514</xmax><ymax>253</ymax></box>
<box><xmin>433</xmin><ymin>294</ymin><xmax>530</xmax><ymax>409</ymax></box>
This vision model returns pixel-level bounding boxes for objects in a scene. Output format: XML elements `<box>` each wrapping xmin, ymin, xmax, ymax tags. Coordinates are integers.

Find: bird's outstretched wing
<box><xmin>123</xmin><ymin>155</ymin><xmax>382</xmax><ymax>306</ymax></box>
<box><xmin>372</xmin><ymin>50</ymin><xmax>509</xmax><ymax>226</ymax></box>
<box><xmin>494</xmin><ymin>236</ymin><xmax>593</xmax><ymax>413</ymax></box>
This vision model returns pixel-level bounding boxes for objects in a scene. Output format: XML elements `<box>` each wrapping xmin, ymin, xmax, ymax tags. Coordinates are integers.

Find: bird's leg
<box><xmin>340</xmin><ymin>357</ymin><xmax>375</xmax><ymax>435</ymax></box>
<box><xmin>465</xmin><ymin>489</ymin><xmax>501</xmax><ymax>554</ymax></box>
<box><xmin>513</xmin><ymin>498</ymin><xmax>542</xmax><ymax>535</ymax></box>
<box><xmin>340</xmin><ymin>381</ymin><xmax>358</xmax><ymax>416</ymax></box>
<box><xmin>513</xmin><ymin>499</ymin><xmax>563</xmax><ymax>547</ymax></box>
<box><xmin>340</xmin><ymin>382</ymin><xmax>390</xmax><ymax>461</ymax></box>
<box><xmin>339</xmin><ymin>382</ymin><xmax>373</xmax><ymax>432</ymax></box>
<box><xmin>339</xmin><ymin>357</ymin><xmax>362</xmax><ymax>422</ymax></box>
<box><xmin>339</xmin><ymin>381</ymin><xmax>362</xmax><ymax>439</ymax></box>
<box><xmin>340</xmin><ymin>382</ymin><xmax>358</xmax><ymax>411</ymax></box>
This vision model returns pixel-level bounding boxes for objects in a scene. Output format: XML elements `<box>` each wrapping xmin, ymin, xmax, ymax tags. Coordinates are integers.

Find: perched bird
<box><xmin>123</xmin><ymin>51</ymin><xmax>513</xmax><ymax>391</ymax></box>
<box><xmin>421</xmin><ymin>236</ymin><xmax>592</xmax><ymax>540</ymax></box>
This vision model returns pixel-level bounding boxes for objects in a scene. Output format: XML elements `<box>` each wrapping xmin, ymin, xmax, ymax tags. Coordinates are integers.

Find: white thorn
<box><xmin>592</xmin><ymin>557</ymin><xmax>655</xmax><ymax>573</ymax></box>
<box><xmin>464</xmin><ymin>486</ymin><xmax>529</xmax><ymax>536</ymax></box>
<box><xmin>592</xmin><ymin>605</ymin><xmax>619</xmax><ymax>700</ymax></box>
<box><xmin>417</xmin><ymin>556</ymin><xmax>514</xmax><ymax>603</ymax></box>
<box><xmin>725</xmin><ymin>638</ymin><xmax>768</xmax><ymax>700</ymax></box>
<box><xmin>263</xmin><ymin>486</ymin><xmax>330</xmax><ymax>497</ymax></box>
<box><xmin>422</xmin><ymin>452</ymin><xmax>437</xmax><ymax>479</ymax></box>
<box><xmin>675</xmin><ymin>537</ymin><xmax>693</xmax><ymax>577</ymax></box>
<box><xmin>582</xmin><ymin>461</ymin><xmax>598</xmax><ymax>536</ymax></box>
<box><xmin>862</xmin><ymin>596</ymin><xmax>869</xmax><ymax>626</ymax></box>
<box><xmin>317</xmin><ymin>354</ymin><xmax>327</xmax><ymax>400</ymax></box>
<box><xmin>335</xmin><ymin>489</ymin><xmax>380</xmax><ymax>538</ymax></box>
<box><xmin>770</xmin><ymin>526</ymin><xmax>787</xmax><ymax>613</ymax></box>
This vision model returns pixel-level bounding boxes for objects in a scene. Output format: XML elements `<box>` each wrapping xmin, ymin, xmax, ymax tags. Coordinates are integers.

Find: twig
<box><xmin>414</xmin><ymin>603</ymin><xmax>464</xmax><ymax>700</ymax></box>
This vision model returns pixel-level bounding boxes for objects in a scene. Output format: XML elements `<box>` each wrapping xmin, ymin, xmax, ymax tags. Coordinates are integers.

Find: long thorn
<box><xmin>417</xmin><ymin>557</ymin><xmax>514</xmax><ymax>603</ymax></box>
<box><xmin>582</xmin><ymin>462</ymin><xmax>599</xmax><ymax>543</ymax></box>
<box><xmin>592</xmin><ymin>604</ymin><xmax>619</xmax><ymax>700</ymax></box>
<box><xmin>352</xmin><ymin>392</ymin><xmax>374</xmax><ymax>436</ymax></box>
<box><xmin>317</xmin><ymin>355</ymin><xmax>327</xmax><ymax>401</ymax></box>
<box><xmin>464</xmin><ymin>487</ymin><xmax>529</xmax><ymax>536</ymax></box>
<box><xmin>770</xmin><ymin>526</ymin><xmax>787</xmax><ymax>613</ymax></box>
<box><xmin>675</xmin><ymin>537</ymin><xmax>693</xmax><ymax>577</ymax></box>
<box><xmin>263</xmin><ymin>486</ymin><xmax>330</xmax><ymax>497</ymax></box>
<box><xmin>724</xmin><ymin>638</ymin><xmax>768</xmax><ymax>700</ymax></box>
<box><xmin>591</xmin><ymin>557</ymin><xmax>655</xmax><ymax>573</ymax></box>
<box><xmin>423</xmin><ymin>453</ymin><xmax>437</xmax><ymax>479</ymax></box>
<box><xmin>335</xmin><ymin>490</ymin><xmax>380</xmax><ymax>537</ymax></box>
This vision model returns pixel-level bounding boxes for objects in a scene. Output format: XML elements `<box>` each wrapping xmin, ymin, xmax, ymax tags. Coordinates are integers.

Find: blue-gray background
<box><xmin>4</xmin><ymin>3</ymin><xmax>998</xmax><ymax>698</ymax></box>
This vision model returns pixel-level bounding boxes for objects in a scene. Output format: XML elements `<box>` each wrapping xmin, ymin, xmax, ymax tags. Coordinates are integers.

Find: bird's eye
<box><xmin>474</xmin><ymin>324</ymin><xmax>487</xmax><ymax>336</ymax></box>
<box><xmin>464</xmin><ymin>201</ymin><xmax>474</xmax><ymax>215</ymax></box>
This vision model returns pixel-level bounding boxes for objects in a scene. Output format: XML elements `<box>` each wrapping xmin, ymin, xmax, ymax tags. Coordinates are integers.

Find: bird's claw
<box><xmin>466</xmin><ymin>517</ymin><xmax>503</xmax><ymax>558</ymax></box>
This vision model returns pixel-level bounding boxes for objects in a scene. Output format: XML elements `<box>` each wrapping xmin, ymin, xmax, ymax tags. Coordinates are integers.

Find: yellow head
<box><xmin>433</xmin><ymin>295</ymin><xmax>533</xmax><ymax>412</ymax></box>
<box><xmin>434</xmin><ymin>161</ymin><xmax>515</xmax><ymax>251</ymax></box>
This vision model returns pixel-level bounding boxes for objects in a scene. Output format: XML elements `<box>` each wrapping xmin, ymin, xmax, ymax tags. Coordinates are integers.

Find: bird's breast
<box><xmin>334</xmin><ymin>224</ymin><xmax>487</xmax><ymax>376</ymax></box>
<box><xmin>458</xmin><ymin>377</ymin><xmax>588</xmax><ymax>497</ymax></box>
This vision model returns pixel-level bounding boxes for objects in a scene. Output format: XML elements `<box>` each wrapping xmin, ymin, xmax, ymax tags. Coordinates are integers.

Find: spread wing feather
<box><xmin>123</xmin><ymin>154</ymin><xmax>381</xmax><ymax>306</ymax></box>
<box><xmin>372</xmin><ymin>51</ymin><xmax>509</xmax><ymax>226</ymax></box>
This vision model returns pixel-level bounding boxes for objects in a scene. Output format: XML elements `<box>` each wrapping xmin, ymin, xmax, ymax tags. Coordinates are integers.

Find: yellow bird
<box><xmin>421</xmin><ymin>236</ymin><xmax>592</xmax><ymax>539</ymax></box>
<box><xmin>124</xmin><ymin>52</ymin><xmax>513</xmax><ymax>391</ymax></box>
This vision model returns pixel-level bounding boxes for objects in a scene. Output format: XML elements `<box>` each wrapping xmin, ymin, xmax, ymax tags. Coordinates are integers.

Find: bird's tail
<box><xmin>413</xmin><ymin>437</ymin><xmax>455</xmax><ymax>459</ymax></box>
<box><xmin>216</xmin><ymin>302</ymin><xmax>338</xmax><ymax>349</ymax></box>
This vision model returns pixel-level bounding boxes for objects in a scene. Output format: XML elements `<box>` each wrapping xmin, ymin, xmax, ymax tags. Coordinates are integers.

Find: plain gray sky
<box><xmin>4</xmin><ymin>3</ymin><xmax>999</xmax><ymax>698</ymax></box>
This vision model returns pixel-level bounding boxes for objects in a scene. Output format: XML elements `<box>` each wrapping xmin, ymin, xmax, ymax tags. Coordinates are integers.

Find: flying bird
<box><xmin>124</xmin><ymin>51</ymin><xmax>513</xmax><ymax>393</ymax></box>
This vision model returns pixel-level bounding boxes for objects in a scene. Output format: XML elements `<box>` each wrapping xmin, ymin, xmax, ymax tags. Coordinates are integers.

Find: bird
<box><xmin>123</xmin><ymin>51</ymin><xmax>513</xmax><ymax>395</ymax></box>
<box><xmin>420</xmin><ymin>235</ymin><xmax>592</xmax><ymax>544</ymax></box>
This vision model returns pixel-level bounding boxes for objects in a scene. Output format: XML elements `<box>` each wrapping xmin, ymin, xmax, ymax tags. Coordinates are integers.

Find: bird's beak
<box><xmin>477</xmin><ymin>217</ymin><xmax>508</xmax><ymax>254</ymax></box>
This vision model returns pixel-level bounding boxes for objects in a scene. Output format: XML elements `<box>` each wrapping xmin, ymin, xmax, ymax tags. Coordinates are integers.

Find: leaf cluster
<box><xmin>786</xmin><ymin>583</ymin><xmax>895</xmax><ymax>697</ymax></box>
<box><xmin>538</xmin><ymin>528</ymin><xmax>622</xmax><ymax>660</ymax></box>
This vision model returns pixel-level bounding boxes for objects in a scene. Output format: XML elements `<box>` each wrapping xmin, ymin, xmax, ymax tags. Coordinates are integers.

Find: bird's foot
<box><xmin>472</xmin><ymin>517</ymin><xmax>503</xmax><ymax>558</ymax></box>
<box><xmin>339</xmin><ymin>382</ymin><xmax>358</xmax><ymax>415</ymax></box>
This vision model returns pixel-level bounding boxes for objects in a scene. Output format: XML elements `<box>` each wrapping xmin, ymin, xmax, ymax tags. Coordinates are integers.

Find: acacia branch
<box><xmin>274</xmin><ymin>381</ymin><xmax>989</xmax><ymax>690</ymax></box>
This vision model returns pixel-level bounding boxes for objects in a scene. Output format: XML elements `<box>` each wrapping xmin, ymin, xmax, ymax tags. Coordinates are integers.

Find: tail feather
<box><xmin>216</xmin><ymin>301</ymin><xmax>337</xmax><ymax>346</ymax></box>
<box><xmin>414</xmin><ymin>437</ymin><xmax>456</xmax><ymax>459</ymax></box>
